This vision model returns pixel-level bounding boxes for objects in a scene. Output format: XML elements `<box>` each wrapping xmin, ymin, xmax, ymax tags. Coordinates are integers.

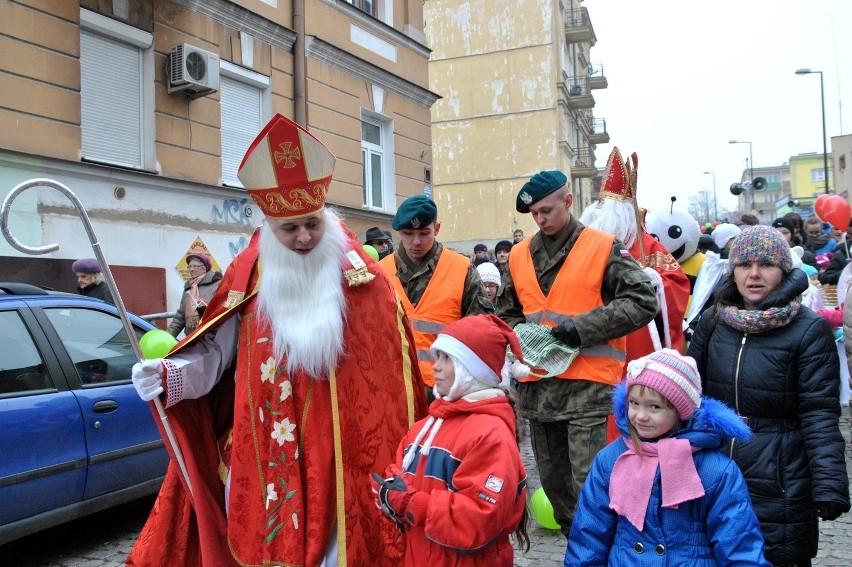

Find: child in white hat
<box><xmin>566</xmin><ymin>349</ymin><xmax>771</xmax><ymax>567</ymax></box>
<box><xmin>370</xmin><ymin>315</ymin><xmax>530</xmax><ymax>566</ymax></box>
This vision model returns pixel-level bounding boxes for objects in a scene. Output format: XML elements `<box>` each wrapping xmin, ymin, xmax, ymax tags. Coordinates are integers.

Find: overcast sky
<box><xmin>585</xmin><ymin>0</ymin><xmax>852</xmax><ymax>218</ymax></box>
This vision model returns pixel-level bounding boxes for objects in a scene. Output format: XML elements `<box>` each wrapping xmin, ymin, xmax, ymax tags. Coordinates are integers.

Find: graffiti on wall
<box><xmin>212</xmin><ymin>198</ymin><xmax>253</xmax><ymax>226</ymax></box>
<box><xmin>229</xmin><ymin>236</ymin><xmax>250</xmax><ymax>259</ymax></box>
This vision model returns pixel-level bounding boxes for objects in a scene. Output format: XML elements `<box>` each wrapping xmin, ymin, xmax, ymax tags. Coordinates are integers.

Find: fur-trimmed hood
<box><xmin>612</xmin><ymin>381</ymin><xmax>752</xmax><ymax>447</ymax></box>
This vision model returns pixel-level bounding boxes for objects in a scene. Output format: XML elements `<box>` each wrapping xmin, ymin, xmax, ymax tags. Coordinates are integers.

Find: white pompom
<box><xmin>501</xmin><ymin>359</ymin><xmax>530</xmax><ymax>385</ymax></box>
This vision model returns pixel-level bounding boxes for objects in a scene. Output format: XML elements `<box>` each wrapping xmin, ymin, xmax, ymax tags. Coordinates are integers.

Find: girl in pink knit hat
<box><xmin>370</xmin><ymin>314</ymin><xmax>530</xmax><ymax>566</ymax></box>
<box><xmin>566</xmin><ymin>348</ymin><xmax>771</xmax><ymax>567</ymax></box>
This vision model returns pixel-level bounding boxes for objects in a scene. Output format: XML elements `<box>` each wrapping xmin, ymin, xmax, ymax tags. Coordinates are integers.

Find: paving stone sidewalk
<box><xmin>514</xmin><ymin>413</ymin><xmax>852</xmax><ymax>566</ymax></box>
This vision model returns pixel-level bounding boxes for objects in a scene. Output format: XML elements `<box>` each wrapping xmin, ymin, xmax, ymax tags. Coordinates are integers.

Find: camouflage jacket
<box><xmin>391</xmin><ymin>242</ymin><xmax>494</xmax><ymax>315</ymax></box>
<box><xmin>496</xmin><ymin>216</ymin><xmax>657</xmax><ymax>419</ymax></box>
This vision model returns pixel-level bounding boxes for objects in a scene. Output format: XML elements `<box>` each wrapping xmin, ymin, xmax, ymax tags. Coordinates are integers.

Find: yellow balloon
<box><xmin>363</xmin><ymin>244</ymin><xmax>379</xmax><ymax>261</ymax></box>
<box><xmin>530</xmin><ymin>487</ymin><xmax>561</xmax><ymax>530</ymax></box>
<box><xmin>139</xmin><ymin>329</ymin><xmax>177</xmax><ymax>359</ymax></box>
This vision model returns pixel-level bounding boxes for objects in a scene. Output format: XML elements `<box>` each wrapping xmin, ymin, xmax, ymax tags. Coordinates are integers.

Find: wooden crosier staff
<box><xmin>1</xmin><ymin>178</ymin><xmax>194</xmax><ymax>498</ymax></box>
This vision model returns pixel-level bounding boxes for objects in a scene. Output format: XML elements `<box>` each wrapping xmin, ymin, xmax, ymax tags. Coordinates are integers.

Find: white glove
<box><xmin>642</xmin><ymin>266</ymin><xmax>663</xmax><ymax>289</ymax></box>
<box><xmin>132</xmin><ymin>359</ymin><xmax>164</xmax><ymax>401</ymax></box>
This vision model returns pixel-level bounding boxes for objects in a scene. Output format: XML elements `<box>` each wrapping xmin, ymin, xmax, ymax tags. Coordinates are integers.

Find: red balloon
<box><xmin>712</xmin><ymin>221</ymin><xmax>719</xmax><ymax>227</ymax></box>
<box><xmin>699</xmin><ymin>225</ymin><xmax>706</xmax><ymax>233</ymax></box>
<box><xmin>814</xmin><ymin>194</ymin><xmax>832</xmax><ymax>222</ymax></box>
<box><xmin>823</xmin><ymin>195</ymin><xmax>852</xmax><ymax>229</ymax></box>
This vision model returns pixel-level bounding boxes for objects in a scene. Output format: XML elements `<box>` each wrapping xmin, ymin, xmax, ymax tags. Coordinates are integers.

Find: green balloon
<box><xmin>139</xmin><ymin>329</ymin><xmax>178</xmax><ymax>359</ymax></box>
<box><xmin>363</xmin><ymin>244</ymin><xmax>380</xmax><ymax>261</ymax></box>
<box><xmin>529</xmin><ymin>487</ymin><xmax>561</xmax><ymax>530</ymax></box>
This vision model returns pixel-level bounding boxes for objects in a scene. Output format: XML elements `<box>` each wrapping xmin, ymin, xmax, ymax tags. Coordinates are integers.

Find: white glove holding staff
<box><xmin>132</xmin><ymin>359</ymin><xmax>164</xmax><ymax>401</ymax></box>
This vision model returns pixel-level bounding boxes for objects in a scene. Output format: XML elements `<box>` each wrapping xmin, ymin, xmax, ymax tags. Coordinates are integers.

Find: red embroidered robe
<box><xmin>127</xmin><ymin>223</ymin><xmax>426</xmax><ymax>566</ymax></box>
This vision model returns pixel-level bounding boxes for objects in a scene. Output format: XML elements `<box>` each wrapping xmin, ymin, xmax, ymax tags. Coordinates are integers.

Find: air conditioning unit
<box><xmin>168</xmin><ymin>43</ymin><xmax>219</xmax><ymax>99</ymax></box>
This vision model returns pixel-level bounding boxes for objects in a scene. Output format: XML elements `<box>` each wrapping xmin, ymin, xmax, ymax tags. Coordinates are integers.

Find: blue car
<box><xmin>0</xmin><ymin>283</ymin><xmax>168</xmax><ymax>545</ymax></box>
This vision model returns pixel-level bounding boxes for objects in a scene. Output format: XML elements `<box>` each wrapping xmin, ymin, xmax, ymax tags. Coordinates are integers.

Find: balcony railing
<box><xmin>564</xmin><ymin>7</ymin><xmax>596</xmax><ymax>45</ymax></box>
<box><xmin>564</xmin><ymin>76</ymin><xmax>594</xmax><ymax>109</ymax></box>
<box><xmin>571</xmin><ymin>150</ymin><xmax>597</xmax><ymax>178</ymax></box>
<box><xmin>587</xmin><ymin>63</ymin><xmax>607</xmax><ymax>90</ymax></box>
<box><xmin>587</xmin><ymin>117</ymin><xmax>609</xmax><ymax>144</ymax></box>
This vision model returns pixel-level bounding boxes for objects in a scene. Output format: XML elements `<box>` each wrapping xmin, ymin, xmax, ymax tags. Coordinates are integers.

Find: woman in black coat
<box><xmin>688</xmin><ymin>225</ymin><xmax>849</xmax><ymax>567</ymax></box>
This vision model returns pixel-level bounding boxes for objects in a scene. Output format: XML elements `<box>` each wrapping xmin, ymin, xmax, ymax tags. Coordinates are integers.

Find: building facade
<box><xmin>424</xmin><ymin>0</ymin><xmax>607</xmax><ymax>252</ymax></box>
<box><xmin>831</xmin><ymin>133</ymin><xmax>852</xmax><ymax>201</ymax></box>
<box><xmin>0</xmin><ymin>0</ymin><xmax>437</xmax><ymax>317</ymax></box>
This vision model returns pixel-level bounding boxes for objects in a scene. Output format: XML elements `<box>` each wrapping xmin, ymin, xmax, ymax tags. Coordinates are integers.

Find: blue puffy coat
<box><xmin>565</xmin><ymin>383</ymin><xmax>770</xmax><ymax>567</ymax></box>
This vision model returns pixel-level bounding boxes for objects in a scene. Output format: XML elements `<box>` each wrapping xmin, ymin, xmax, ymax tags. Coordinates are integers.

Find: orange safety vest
<box><xmin>380</xmin><ymin>249</ymin><xmax>469</xmax><ymax>386</ymax></box>
<box><xmin>508</xmin><ymin>228</ymin><xmax>626</xmax><ymax>385</ymax></box>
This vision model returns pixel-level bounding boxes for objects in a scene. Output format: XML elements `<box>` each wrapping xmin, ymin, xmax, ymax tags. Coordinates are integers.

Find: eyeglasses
<box><xmin>188</xmin><ymin>263</ymin><xmax>205</xmax><ymax>269</ymax></box>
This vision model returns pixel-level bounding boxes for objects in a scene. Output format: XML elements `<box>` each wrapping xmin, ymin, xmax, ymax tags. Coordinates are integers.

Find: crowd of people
<box><xmin>125</xmin><ymin>114</ymin><xmax>849</xmax><ymax>567</ymax></box>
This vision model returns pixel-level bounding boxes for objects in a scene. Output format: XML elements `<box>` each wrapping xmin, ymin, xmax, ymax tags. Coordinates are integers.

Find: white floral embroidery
<box><xmin>272</xmin><ymin>418</ymin><xmax>296</xmax><ymax>446</ymax></box>
<box><xmin>261</xmin><ymin>357</ymin><xmax>276</xmax><ymax>384</ymax></box>
<box><xmin>292</xmin><ymin>511</ymin><xmax>299</xmax><ymax>529</ymax></box>
<box><xmin>265</xmin><ymin>483</ymin><xmax>278</xmax><ymax>509</ymax></box>
<box><xmin>258</xmin><ymin>406</ymin><xmax>264</xmax><ymax>424</ymax></box>
<box><xmin>279</xmin><ymin>380</ymin><xmax>292</xmax><ymax>402</ymax></box>
<box><xmin>294</xmin><ymin>446</ymin><xmax>299</xmax><ymax>461</ymax></box>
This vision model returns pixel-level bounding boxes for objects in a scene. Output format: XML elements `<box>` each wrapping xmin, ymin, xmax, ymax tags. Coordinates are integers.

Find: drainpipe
<box><xmin>293</xmin><ymin>0</ymin><xmax>307</xmax><ymax>126</ymax></box>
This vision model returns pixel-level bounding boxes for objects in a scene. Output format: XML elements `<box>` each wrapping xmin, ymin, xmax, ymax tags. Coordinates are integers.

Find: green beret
<box><xmin>516</xmin><ymin>170</ymin><xmax>568</xmax><ymax>213</ymax></box>
<box><xmin>393</xmin><ymin>195</ymin><xmax>438</xmax><ymax>230</ymax></box>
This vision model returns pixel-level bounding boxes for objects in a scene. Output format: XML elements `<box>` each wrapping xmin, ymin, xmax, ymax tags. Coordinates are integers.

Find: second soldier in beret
<box><xmin>496</xmin><ymin>168</ymin><xmax>657</xmax><ymax>537</ymax></box>
<box><xmin>379</xmin><ymin>195</ymin><xmax>493</xmax><ymax>402</ymax></box>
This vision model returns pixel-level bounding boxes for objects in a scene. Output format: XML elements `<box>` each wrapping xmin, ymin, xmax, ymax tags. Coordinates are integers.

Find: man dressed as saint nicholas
<box><xmin>128</xmin><ymin>114</ymin><xmax>427</xmax><ymax>567</ymax></box>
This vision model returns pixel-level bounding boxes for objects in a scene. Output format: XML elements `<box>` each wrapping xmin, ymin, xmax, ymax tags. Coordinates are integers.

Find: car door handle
<box><xmin>92</xmin><ymin>400</ymin><xmax>119</xmax><ymax>413</ymax></box>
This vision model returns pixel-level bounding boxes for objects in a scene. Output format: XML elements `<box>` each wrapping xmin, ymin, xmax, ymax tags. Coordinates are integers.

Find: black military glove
<box><xmin>551</xmin><ymin>319</ymin><xmax>581</xmax><ymax>348</ymax></box>
<box><xmin>757</xmin><ymin>268</ymin><xmax>809</xmax><ymax>309</ymax></box>
<box><xmin>369</xmin><ymin>473</ymin><xmax>415</xmax><ymax>531</ymax></box>
<box><xmin>816</xmin><ymin>500</ymin><xmax>847</xmax><ymax>521</ymax></box>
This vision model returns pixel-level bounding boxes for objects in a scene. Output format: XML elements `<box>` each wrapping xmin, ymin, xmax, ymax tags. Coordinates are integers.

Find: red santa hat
<box><xmin>237</xmin><ymin>114</ymin><xmax>336</xmax><ymax>220</ymax></box>
<box><xmin>431</xmin><ymin>315</ymin><xmax>530</xmax><ymax>389</ymax></box>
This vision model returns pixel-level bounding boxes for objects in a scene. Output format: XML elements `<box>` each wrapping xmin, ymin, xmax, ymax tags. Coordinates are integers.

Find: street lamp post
<box><xmin>703</xmin><ymin>171</ymin><xmax>717</xmax><ymax>221</ymax></box>
<box><xmin>795</xmin><ymin>68</ymin><xmax>830</xmax><ymax>194</ymax></box>
<box><xmin>729</xmin><ymin>140</ymin><xmax>754</xmax><ymax>212</ymax></box>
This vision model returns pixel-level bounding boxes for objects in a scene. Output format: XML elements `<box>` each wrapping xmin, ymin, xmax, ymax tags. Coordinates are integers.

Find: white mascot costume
<box><xmin>646</xmin><ymin>200</ymin><xmax>704</xmax><ymax>319</ymax></box>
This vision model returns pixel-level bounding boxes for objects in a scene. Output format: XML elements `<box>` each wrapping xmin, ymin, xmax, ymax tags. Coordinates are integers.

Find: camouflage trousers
<box><xmin>520</xmin><ymin>379</ymin><xmax>612</xmax><ymax>537</ymax></box>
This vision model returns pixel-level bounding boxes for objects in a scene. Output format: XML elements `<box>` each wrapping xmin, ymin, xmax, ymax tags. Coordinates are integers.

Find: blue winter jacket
<box><xmin>564</xmin><ymin>383</ymin><xmax>771</xmax><ymax>567</ymax></box>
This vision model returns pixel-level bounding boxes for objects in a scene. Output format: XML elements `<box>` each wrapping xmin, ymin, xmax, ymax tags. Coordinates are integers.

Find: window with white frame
<box><xmin>79</xmin><ymin>9</ymin><xmax>154</xmax><ymax>170</ymax></box>
<box><xmin>812</xmin><ymin>168</ymin><xmax>827</xmax><ymax>182</ymax></box>
<box><xmin>219</xmin><ymin>62</ymin><xmax>270</xmax><ymax>187</ymax></box>
<box><xmin>361</xmin><ymin>112</ymin><xmax>394</xmax><ymax>211</ymax></box>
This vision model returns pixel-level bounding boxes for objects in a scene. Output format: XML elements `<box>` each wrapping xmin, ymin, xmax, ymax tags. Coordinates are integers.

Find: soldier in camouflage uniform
<box><xmin>379</xmin><ymin>195</ymin><xmax>493</xmax><ymax>402</ymax></box>
<box><xmin>496</xmin><ymin>170</ymin><xmax>657</xmax><ymax>536</ymax></box>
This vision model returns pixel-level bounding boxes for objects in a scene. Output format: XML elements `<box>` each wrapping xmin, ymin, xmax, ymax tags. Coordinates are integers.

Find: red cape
<box><xmin>626</xmin><ymin>232</ymin><xmax>690</xmax><ymax>362</ymax></box>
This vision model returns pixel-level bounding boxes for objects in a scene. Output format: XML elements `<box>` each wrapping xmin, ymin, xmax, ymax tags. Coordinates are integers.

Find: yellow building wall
<box><xmin>790</xmin><ymin>154</ymin><xmax>832</xmax><ymax>199</ymax></box>
<box><xmin>426</xmin><ymin>0</ymin><xmax>560</xmax><ymax>242</ymax></box>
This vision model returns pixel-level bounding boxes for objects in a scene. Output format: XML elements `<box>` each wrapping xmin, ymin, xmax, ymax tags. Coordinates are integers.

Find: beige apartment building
<box><xmin>424</xmin><ymin>0</ymin><xmax>607</xmax><ymax>252</ymax></box>
<box><xmin>0</xmin><ymin>0</ymin><xmax>437</xmax><ymax>315</ymax></box>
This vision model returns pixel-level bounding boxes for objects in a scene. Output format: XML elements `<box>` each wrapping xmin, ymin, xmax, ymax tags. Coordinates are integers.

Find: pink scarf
<box><xmin>609</xmin><ymin>437</ymin><xmax>705</xmax><ymax>531</ymax></box>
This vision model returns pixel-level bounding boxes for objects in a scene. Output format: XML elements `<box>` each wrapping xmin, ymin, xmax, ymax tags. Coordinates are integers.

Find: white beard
<box><xmin>579</xmin><ymin>198</ymin><xmax>638</xmax><ymax>249</ymax></box>
<box><xmin>257</xmin><ymin>209</ymin><xmax>348</xmax><ymax>378</ymax></box>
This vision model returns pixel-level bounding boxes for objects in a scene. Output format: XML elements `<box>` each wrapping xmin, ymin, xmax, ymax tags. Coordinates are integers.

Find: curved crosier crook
<box><xmin>1</xmin><ymin>178</ymin><xmax>194</xmax><ymax>497</ymax></box>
